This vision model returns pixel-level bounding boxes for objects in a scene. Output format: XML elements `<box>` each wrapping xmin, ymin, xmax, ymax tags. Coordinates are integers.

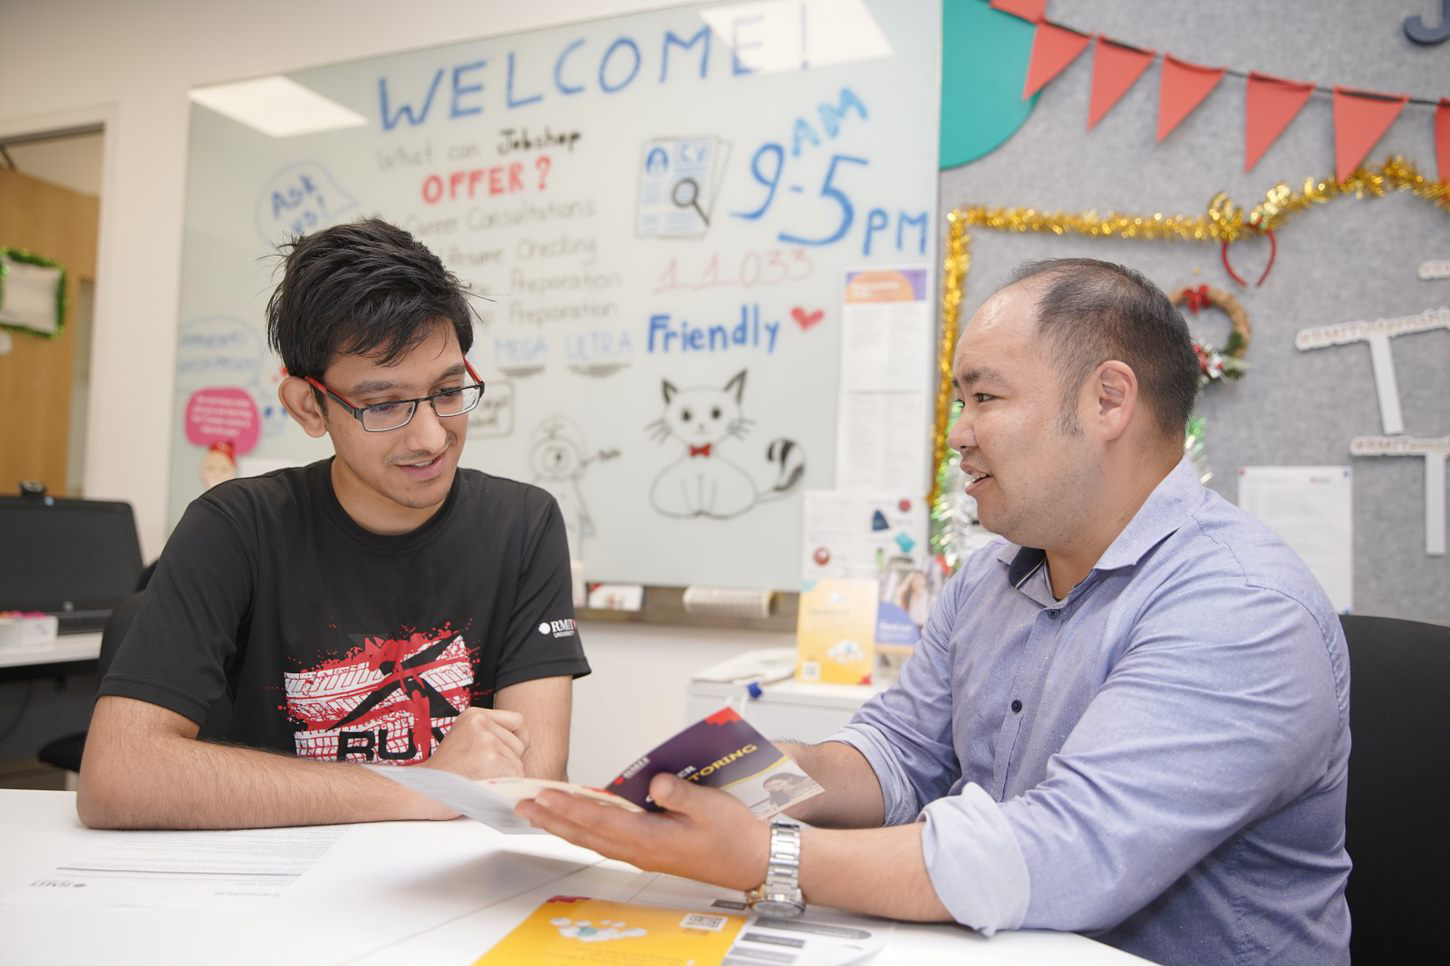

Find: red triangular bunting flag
<box><xmin>1087</xmin><ymin>38</ymin><xmax>1155</xmax><ymax>128</ymax></box>
<box><xmin>1023</xmin><ymin>22</ymin><xmax>1092</xmax><ymax>99</ymax></box>
<box><xmin>1331</xmin><ymin>87</ymin><xmax>1408</xmax><ymax>182</ymax></box>
<box><xmin>990</xmin><ymin>0</ymin><xmax>1046</xmax><ymax>22</ymax></box>
<box><xmin>1157</xmin><ymin>54</ymin><xmax>1225</xmax><ymax>141</ymax></box>
<box><xmin>1438</xmin><ymin>100</ymin><xmax>1450</xmax><ymax>184</ymax></box>
<box><xmin>1244</xmin><ymin>72</ymin><xmax>1315</xmax><ymax>172</ymax></box>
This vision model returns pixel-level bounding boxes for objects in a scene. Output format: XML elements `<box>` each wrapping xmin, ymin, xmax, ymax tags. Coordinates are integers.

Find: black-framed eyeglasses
<box><xmin>305</xmin><ymin>360</ymin><xmax>486</xmax><ymax>433</ymax></box>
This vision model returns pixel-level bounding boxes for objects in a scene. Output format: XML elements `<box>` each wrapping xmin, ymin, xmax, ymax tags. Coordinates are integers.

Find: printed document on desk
<box><xmin>0</xmin><ymin>824</ymin><xmax>349</xmax><ymax>910</ymax></box>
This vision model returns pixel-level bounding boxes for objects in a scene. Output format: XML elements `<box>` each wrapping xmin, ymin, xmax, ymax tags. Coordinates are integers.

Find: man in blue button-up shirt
<box><xmin>521</xmin><ymin>258</ymin><xmax>1351</xmax><ymax>965</ymax></box>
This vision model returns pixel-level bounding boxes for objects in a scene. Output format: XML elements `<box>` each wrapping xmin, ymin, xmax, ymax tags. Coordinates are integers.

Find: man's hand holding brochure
<box><xmin>368</xmin><ymin>706</ymin><xmax>822</xmax><ymax>832</ymax></box>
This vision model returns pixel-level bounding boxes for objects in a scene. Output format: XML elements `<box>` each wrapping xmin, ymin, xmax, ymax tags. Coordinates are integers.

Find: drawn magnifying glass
<box><xmin>671</xmin><ymin>177</ymin><xmax>709</xmax><ymax>226</ymax></box>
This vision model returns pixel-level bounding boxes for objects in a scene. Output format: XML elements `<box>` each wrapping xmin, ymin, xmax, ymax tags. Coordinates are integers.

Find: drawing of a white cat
<box><xmin>646</xmin><ymin>369</ymin><xmax>805</xmax><ymax>520</ymax></box>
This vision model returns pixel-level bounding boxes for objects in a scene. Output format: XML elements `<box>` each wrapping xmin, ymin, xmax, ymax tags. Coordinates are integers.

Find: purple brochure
<box><xmin>607</xmin><ymin>707</ymin><xmax>823</xmax><ymax>819</ymax></box>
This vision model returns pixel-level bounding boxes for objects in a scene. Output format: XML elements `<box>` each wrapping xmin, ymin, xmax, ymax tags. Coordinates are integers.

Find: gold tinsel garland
<box><xmin>928</xmin><ymin>157</ymin><xmax>1450</xmax><ymax>509</ymax></box>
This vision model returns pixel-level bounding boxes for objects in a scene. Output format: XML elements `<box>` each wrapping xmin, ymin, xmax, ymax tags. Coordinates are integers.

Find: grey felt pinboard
<box><xmin>939</xmin><ymin>0</ymin><xmax>1448</xmax><ymax>620</ymax></box>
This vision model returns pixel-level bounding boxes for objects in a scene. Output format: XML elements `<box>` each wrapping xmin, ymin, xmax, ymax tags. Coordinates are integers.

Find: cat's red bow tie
<box><xmin>689</xmin><ymin>444</ymin><xmax>712</xmax><ymax>458</ymax></box>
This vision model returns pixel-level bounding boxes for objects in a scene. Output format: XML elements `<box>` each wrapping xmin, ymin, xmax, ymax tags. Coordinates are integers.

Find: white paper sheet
<box><xmin>840</xmin><ymin>266</ymin><xmax>932</xmax><ymax>393</ymax></box>
<box><xmin>0</xmin><ymin>824</ymin><xmax>349</xmax><ymax>910</ymax></box>
<box><xmin>801</xmin><ymin>489</ymin><xmax>926</xmax><ymax>581</ymax></box>
<box><xmin>1237</xmin><ymin>466</ymin><xmax>1354</xmax><ymax>612</ymax></box>
<box><xmin>365</xmin><ymin>765</ymin><xmax>547</xmax><ymax>833</ymax></box>
<box><xmin>834</xmin><ymin>392</ymin><xmax>930</xmax><ymax>494</ymax></box>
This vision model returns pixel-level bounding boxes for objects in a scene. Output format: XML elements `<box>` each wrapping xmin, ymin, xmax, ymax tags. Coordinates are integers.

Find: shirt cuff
<box><xmin>919</xmin><ymin>782</ymin><xmax>1031</xmax><ymax>935</ymax></box>
<box><xmin>823</xmin><ymin>723</ymin><xmax>922</xmax><ymax>827</ymax></box>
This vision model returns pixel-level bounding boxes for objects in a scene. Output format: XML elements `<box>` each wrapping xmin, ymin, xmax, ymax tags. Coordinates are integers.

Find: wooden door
<box><xmin>0</xmin><ymin>168</ymin><xmax>99</xmax><ymax>495</ymax></box>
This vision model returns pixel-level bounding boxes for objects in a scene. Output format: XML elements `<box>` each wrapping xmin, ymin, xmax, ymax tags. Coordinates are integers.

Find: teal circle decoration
<box><xmin>940</xmin><ymin>0</ymin><xmax>1040</xmax><ymax>170</ymax></box>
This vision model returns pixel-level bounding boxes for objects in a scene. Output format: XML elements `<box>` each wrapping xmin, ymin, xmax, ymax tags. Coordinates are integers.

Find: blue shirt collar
<box><xmin>996</xmin><ymin>458</ymin><xmax>1204</xmax><ymax>584</ymax></box>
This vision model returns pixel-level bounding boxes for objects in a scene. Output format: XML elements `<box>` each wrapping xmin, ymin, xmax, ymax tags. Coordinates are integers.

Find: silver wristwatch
<box><xmin>746</xmin><ymin>820</ymin><xmax>805</xmax><ymax>918</ymax></box>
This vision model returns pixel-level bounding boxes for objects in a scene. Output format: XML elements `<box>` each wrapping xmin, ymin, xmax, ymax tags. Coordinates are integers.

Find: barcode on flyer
<box><xmin>680</xmin><ymin>913</ymin><xmax>729</xmax><ymax>932</ymax></box>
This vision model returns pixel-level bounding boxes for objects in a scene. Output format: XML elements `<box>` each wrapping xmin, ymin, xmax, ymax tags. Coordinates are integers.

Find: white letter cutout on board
<box><xmin>1296</xmin><ymin>306</ymin><xmax>1450</xmax><ymax>436</ymax></box>
<box><xmin>1349</xmin><ymin>435</ymin><xmax>1450</xmax><ymax>556</ymax></box>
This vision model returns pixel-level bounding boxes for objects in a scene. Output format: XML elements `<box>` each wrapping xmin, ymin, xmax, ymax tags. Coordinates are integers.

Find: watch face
<box><xmin>751</xmin><ymin>898</ymin><xmax>805</xmax><ymax>919</ymax></box>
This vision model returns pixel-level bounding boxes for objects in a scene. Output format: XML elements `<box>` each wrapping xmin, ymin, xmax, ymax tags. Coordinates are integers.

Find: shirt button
<box><xmin>1011</xmin><ymin>699</ymin><xmax>1023</xmax><ymax>713</ymax></box>
<box><xmin>1046</xmin><ymin>609</ymin><xmax>1059</xmax><ymax>620</ymax></box>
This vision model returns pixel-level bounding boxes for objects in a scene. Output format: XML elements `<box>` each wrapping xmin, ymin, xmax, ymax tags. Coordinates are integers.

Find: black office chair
<box><xmin>35</xmin><ymin>582</ymin><xmax>150</xmax><ymax>775</ymax></box>
<box><xmin>1340</xmin><ymin>614</ymin><xmax>1450</xmax><ymax>963</ymax></box>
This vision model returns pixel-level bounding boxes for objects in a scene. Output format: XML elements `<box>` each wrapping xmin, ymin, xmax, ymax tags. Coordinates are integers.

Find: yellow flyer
<box><xmin>795</xmin><ymin>578</ymin><xmax>878</xmax><ymax>684</ymax></box>
<box><xmin>476</xmin><ymin>896</ymin><xmax>745</xmax><ymax>964</ymax></box>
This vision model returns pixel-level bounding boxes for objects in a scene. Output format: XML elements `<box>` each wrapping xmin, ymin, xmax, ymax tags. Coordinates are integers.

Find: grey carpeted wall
<box><xmin>938</xmin><ymin>0</ymin><xmax>1448</xmax><ymax>619</ymax></box>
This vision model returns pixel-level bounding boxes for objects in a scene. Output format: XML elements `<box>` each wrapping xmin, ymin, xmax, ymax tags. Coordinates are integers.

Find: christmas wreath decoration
<box><xmin>1168</xmin><ymin>284</ymin><xmax>1250</xmax><ymax>385</ymax></box>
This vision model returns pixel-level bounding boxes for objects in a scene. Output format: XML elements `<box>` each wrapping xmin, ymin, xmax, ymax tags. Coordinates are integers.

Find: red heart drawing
<box><xmin>792</xmin><ymin>307</ymin><xmax>824</xmax><ymax>330</ymax></box>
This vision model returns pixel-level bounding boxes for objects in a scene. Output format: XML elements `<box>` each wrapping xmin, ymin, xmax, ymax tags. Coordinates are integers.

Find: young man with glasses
<box><xmin>78</xmin><ymin>219</ymin><xmax>589</xmax><ymax>829</ymax></box>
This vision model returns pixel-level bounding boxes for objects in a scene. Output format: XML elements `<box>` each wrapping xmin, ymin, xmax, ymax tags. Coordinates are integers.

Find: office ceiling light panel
<box><xmin>189</xmin><ymin>76</ymin><xmax>367</xmax><ymax>138</ymax></box>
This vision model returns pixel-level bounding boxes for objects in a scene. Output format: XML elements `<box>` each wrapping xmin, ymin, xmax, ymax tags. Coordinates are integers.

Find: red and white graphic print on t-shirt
<box><xmin>284</xmin><ymin>629</ymin><xmax>475</xmax><ymax>764</ymax></box>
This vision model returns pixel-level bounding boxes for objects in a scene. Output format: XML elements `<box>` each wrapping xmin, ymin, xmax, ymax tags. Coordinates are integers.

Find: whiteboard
<box><xmin>170</xmin><ymin>0</ymin><xmax>941</xmax><ymax>589</ymax></box>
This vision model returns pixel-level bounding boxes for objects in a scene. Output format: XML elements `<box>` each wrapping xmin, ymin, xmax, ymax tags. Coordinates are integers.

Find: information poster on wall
<box><xmin>171</xmin><ymin>0</ymin><xmax>941</xmax><ymax>589</ymax></box>
<box><xmin>1238</xmin><ymin>466</ymin><xmax>1353</xmax><ymax>613</ymax></box>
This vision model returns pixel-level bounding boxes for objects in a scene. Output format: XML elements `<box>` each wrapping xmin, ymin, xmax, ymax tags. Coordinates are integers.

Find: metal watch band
<box><xmin>747</xmin><ymin>820</ymin><xmax>804</xmax><ymax>915</ymax></box>
<box><xmin>763</xmin><ymin>821</ymin><xmax>802</xmax><ymax>894</ymax></box>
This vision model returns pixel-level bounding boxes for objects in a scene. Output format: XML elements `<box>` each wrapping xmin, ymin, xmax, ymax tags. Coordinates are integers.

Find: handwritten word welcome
<box><xmin>377</xmin><ymin>16</ymin><xmax>802</xmax><ymax>131</ymax></box>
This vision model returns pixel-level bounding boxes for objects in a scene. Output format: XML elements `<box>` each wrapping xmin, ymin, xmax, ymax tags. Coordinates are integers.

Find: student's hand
<box><xmin>517</xmin><ymin>772</ymin><xmax>770</xmax><ymax>891</ymax></box>
<box><xmin>426</xmin><ymin>707</ymin><xmax>528</xmax><ymax>780</ymax></box>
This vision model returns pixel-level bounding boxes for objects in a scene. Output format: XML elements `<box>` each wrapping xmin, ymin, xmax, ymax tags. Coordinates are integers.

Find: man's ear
<box><xmin>278</xmin><ymin>376</ymin><xmax>330</xmax><ymax>439</ymax></box>
<box><xmin>1090</xmin><ymin>360</ymin><xmax>1138</xmax><ymax>442</ymax></box>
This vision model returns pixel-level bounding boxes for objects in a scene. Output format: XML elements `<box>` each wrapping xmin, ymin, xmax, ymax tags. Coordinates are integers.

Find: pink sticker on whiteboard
<box><xmin>185</xmin><ymin>388</ymin><xmax>260</xmax><ymax>455</ymax></box>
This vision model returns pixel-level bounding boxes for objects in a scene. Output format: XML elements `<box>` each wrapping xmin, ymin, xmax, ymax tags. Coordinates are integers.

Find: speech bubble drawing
<box><xmin>176</xmin><ymin>316</ymin><xmax>265</xmax><ymax>391</ymax></box>
<box><xmin>185</xmin><ymin>387</ymin><xmax>261</xmax><ymax>455</ymax></box>
<box><xmin>254</xmin><ymin>161</ymin><xmax>357</xmax><ymax>244</ymax></box>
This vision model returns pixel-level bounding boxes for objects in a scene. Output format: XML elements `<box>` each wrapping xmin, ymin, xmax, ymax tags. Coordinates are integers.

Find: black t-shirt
<box><xmin>99</xmin><ymin>459</ymin><xmax>589</xmax><ymax>764</ymax></box>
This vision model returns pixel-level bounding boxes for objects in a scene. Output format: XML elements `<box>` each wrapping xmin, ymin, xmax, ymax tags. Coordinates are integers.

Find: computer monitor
<box><xmin>0</xmin><ymin>495</ymin><xmax>144</xmax><ymax>633</ymax></box>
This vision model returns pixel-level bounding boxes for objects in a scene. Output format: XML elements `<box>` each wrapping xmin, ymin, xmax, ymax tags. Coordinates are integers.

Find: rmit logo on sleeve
<box><xmin>537</xmin><ymin>618</ymin><xmax>577</xmax><ymax>638</ymax></box>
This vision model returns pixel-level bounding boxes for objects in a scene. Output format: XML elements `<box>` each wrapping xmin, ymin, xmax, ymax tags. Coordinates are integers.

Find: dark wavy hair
<box><xmin>265</xmin><ymin>218</ymin><xmax>474</xmax><ymax>383</ymax></box>
<box><xmin>1009</xmin><ymin>258</ymin><xmax>1200</xmax><ymax>441</ymax></box>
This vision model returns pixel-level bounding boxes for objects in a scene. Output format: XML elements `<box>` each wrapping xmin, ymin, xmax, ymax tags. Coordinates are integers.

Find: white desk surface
<box><xmin>0</xmin><ymin>790</ymin><xmax>1144</xmax><ymax>965</ymax></box>
<box><xmin>0</xmin><ymin>631</ymin><xmax>101</xmax><ymax>670</ymax></box>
